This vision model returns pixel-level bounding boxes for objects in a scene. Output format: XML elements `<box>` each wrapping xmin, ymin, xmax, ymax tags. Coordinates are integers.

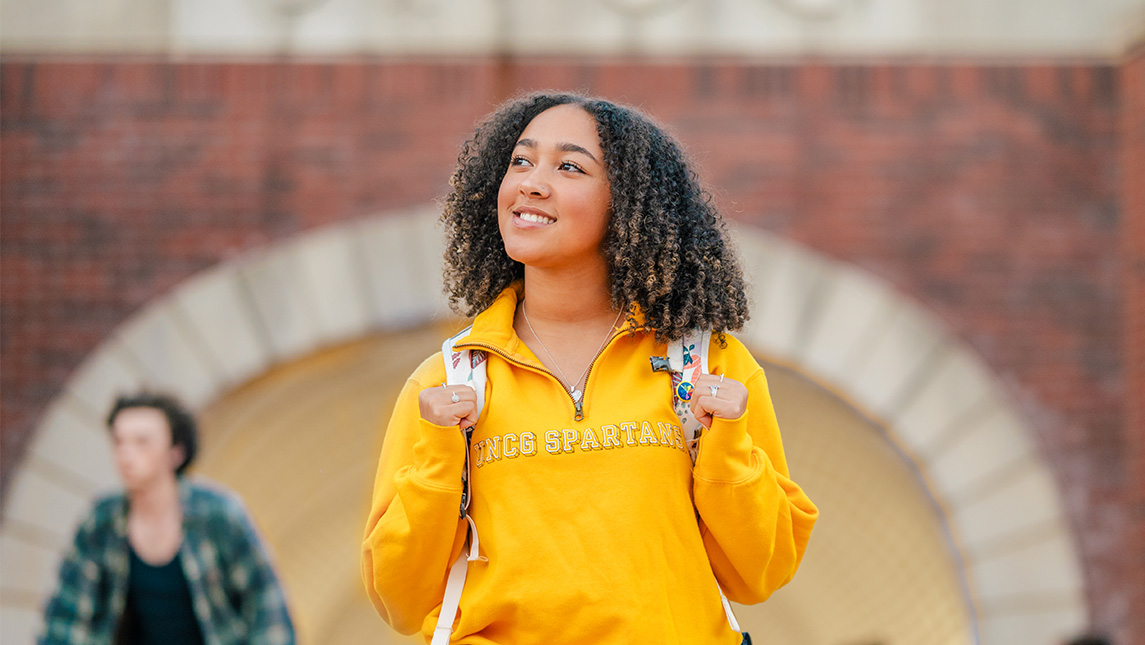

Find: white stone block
<box><xmin>0</xmin><ymin>607</ymin><xmax>43</xmax><ymax>645</ymax></box>
<box><xmin>925</xmin><ymin>403</ymin><xmax>1035</xmax><ymax>502</ymax></box>
<box><xmin>800</xmin><ymin>265</ymin><xmax>895</xmax><ymax>389</ymax></box>
<box><xmin>65</xmin><ymin>345</ymin><xmax>146</xmax><ymax>418</ymax></box>
<box><xmin>359</xmin><ymin>210</ymin><xmax>448</xmax><ymax>329</ymax></box>
<box><xmin>735</xmin><ymin>234</ymin><xmax>786</xmax><ymax>359</ymax></box>
<box><xmin>27</xmin><ymin>400</ymin><xmax>118</xmax><ymax>493</ymax></box>
<box><xmin>848</xmin><ymin>301</ymin><xmax>949</xmax><ymax>418</ymax></box>
<box><xmin>172</xmin><ymin>263</ymin><xmax>272</xmax><ymax>389</ymax></box>
<box><xmin>894</xmin><ymin>347</ymin><xmax>998</xmax><ymax>456</ymax></box>
<box><xmin>114</xmin><ymin>303</ymin><xmax>220</xmax><ymax>410</ymax></box>
<box><xmin>0</xmin><ymin>533</ymin><xmax>64</xmax><ymax>598</ymax></box>
<box><xmin>3</xmin><ymin>468</ymin><xmax>94</xmax><ymax>542</ymax></box>
<box><xmin>967</xmin><ymin>531</ymin><xmax>1085</xmax><ymax>603</ymax></box>
<box><xmin>238</xmin><ymin>244</ymin><xmax>324</xmax><ymax>361</ymax></box>
<box><xmin>949</xmin><ymin>463</ymin><xmax>1063</xmax><ymax>552</ymax></box>
<box><xmin>977</xmin><ymin>603</ymin><xmax>1086</xmax><ymax>645</ymax></box>
<box><xmin>739</xmin><ymin>239</ymin><xmax>824</xmax><ymax>361</ymax></box>
<box><xmin>408</xmin><ymin>208</ymin><xmax>449</xmax><ymax>314</ymax></box>
<box><xmin>290</xmin><ymin>223</ymin><xmax>373</xmax><ymax>343</ymax></box>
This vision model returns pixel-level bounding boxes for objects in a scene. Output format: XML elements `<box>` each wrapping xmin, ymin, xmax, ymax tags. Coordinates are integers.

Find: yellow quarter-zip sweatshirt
<box><xmin>362</xmin><ymin>285</ymin><xmax>818</xmax><ymax>644</ymax></box>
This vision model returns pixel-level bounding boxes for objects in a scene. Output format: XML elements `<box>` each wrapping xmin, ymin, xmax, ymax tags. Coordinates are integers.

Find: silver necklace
<box><xmin>521</xmin><ymin>303</ymin><xmax>623</xmax><ymax>403</ymax></box>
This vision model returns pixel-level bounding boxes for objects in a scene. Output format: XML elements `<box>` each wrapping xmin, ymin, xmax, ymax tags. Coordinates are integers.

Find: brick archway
<box><xmin>0</xmin><ymin>209</ymin><xmax>1086</xmax><ymax>643</ymax></box>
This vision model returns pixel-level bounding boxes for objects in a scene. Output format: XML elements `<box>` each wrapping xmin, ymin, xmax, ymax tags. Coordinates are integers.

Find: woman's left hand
<box><xmin>689</xmin><ymin>373</ymin><xmax>748</xmax><ymax>429</ymax></box>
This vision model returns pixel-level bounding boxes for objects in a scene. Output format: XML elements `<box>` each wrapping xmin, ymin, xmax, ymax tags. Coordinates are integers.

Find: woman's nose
<box><xmin>519</xmin><ymin>170</ymin><xmax>550</xmax><ymax>197</ymax></box>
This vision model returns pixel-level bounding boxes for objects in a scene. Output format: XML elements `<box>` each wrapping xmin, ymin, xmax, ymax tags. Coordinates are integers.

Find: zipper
<box><xmin>456</xmin><ymin>327</ymin><xmax>637</xmax><ymax>422</ymax></box>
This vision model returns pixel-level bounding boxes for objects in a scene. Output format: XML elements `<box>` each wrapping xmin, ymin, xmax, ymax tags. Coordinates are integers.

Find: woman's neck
<box><xmin>517</xmin><ymin>263</ymin><xmax>622</xmax><ymax>394</ymax></box>
<box><xmin>520</xmin><ymin>263</ymin><xmax>614</xmax><ymax>323</ymax></box>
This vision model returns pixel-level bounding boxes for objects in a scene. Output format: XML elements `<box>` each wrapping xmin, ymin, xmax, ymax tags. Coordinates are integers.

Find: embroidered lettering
<box><xmin>544</xmin><ymin>430</ymin><xmax>561</xmax><ymax>454</ymax></box>
<box><xmin>579</xmin><ymin>427</ymin><xmax>601</xmax><ymax>451</ymax></box>
<box><xmin>600</xmin><ymin>424</ymin><xmax>621</xmax><ymax>449</ymax></box>
<box><xmin>520</xmin><ymin>432</ymin><xmax>536</xmax><ymax>456</ymax></box>
<box><xmin>621</xmin><ymin>422</ymin><xmax>638</xmax><ymax>446</ymax></box>
<box><xmin>639</xmin><ymin>421</ymin><xmax>658</xmax><ymax>445</ymax></box>
<box><xmin>473</xmin><ymin>440</ymin><xmax>485</xmax><ymax>468</ymax></box>
<box><xmin>475</xmin><ymin>419</ymin><xmax>688</xmax><ymax>467</ymax></box>
<box><xmin>561</xmin><ymin>429</ymin><xmax>578</xmax><ymax>453</ymax></box>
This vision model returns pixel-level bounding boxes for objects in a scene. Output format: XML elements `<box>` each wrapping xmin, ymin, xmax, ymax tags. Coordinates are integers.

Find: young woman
<box><xmin>362</xmin><ymin>92</ymin><xmax>818</xmax><ymax>644</ymax></box>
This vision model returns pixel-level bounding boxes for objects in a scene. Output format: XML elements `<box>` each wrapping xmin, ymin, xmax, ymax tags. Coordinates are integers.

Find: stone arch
<box><xmin>0</xmin><ymin>207</ymin><xmax>1086</xmax><ymax>643</ymax></box>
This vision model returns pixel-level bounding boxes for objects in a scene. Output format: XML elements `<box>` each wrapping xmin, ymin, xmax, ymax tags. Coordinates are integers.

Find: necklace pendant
<box><xmin>570</xmin><ymin>389</ymin><xmax>583</xmax><ymax>402</ymax></box>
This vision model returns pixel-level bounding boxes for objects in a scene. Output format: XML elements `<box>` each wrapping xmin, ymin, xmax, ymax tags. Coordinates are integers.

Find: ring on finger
<box><xmin>709</xmin><ymin>384</ymin><xmax>719</xmax><ymax>397</ymax></box>
<box><xmin>451</xmin><ymin>390</ymin><xmax>461</xmax><ymax>403</ymax></box>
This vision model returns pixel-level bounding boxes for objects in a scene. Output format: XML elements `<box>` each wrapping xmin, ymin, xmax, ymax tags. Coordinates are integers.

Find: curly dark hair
<box><xmin>442</xmin><ymin>91</ymin><xmax>749</xmax><ymax>342</ymax></box>
<box><xmin>106</xmin><ymin>391</ymin><xmax>198</xmax><ymax>476</ymax></box>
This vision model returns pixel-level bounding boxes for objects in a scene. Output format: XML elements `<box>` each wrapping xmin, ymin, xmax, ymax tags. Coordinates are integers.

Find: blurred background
<box><xmin>1</xmin><ymin>1</ymin><xmax>1143</xmax><ymax>643</ymax></box>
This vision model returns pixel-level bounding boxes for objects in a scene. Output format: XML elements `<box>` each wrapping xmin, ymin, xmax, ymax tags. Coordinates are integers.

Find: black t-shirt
<box><xmin>122</xmin><ymin>546</ymin><xmax>205</xmax><ymax>645</ymax></box>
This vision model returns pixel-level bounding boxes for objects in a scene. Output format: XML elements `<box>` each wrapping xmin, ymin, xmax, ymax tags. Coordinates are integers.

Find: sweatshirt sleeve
<box><xmin>361</xmin><ymin>354</ymin><xmax>470</xmax><ymax>635</ymax></box>
<box><xmin>692</xmin><ymin>342</ymin><xmax>819</xmax><ymax>605</ymax></box>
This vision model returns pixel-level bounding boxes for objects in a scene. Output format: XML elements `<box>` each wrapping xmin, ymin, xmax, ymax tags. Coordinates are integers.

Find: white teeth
<box><xmin>518</xmin><ymin>211</ymin><xmax>555</xmax><ymax>224</ymax></box>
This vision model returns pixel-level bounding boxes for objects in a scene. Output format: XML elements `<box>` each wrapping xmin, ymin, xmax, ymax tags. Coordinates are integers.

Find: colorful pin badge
<box><xmin>677</xmin><ymin>381</ymin><xmax>694</xmax><ymax>401</ymax></box>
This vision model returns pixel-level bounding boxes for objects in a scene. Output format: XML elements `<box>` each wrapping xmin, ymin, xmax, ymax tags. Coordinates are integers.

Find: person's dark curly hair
<box><xmin>442</xmin><ymin>91</ymin><xmax>749</xmax><ymax>342</ymax></box>
<box><xmin>106</xmin><ymin>391</ymin><xmax>198</xmax><ymax>476</ymax></box>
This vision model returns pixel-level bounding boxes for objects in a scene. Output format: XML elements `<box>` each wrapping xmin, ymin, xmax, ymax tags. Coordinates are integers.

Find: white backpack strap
<box><xmin>670</xmin><ymin>329</ymin><xmax>712</xmax><ymax>463</ymax></box>
<box><xmin>433</xmin><ymin>328</ymin><xmax>488</xmax><ymax>644</ymax></box>
<box><xmin>719</xmin><ymin>585</ymin><xmax>742</xmax><ymax>632</ymax></box>
<box><xmin>669</xmin><ymin>330</ymin><xmax>742</xmax><ymax>636</ymax></box>
<box><xmin>441</xmin><ymin>326</ymin><xmax>487</xmax><ymax>420</ymax></box>
<box><xmin>432</xmin><ymin>516</ymin><xmax>482</xmax><ymax>645</ymax></box>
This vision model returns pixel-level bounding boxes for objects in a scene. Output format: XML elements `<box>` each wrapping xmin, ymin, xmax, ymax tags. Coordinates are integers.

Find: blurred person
<box><xmin>39</xmin><ymin>392</ymin><xmax>296</xmax><ymax>645</ymax></box>
<box><xmin>362</xmin><ymin>92</ymin><xmax>817</xmax><ymax>644</ymax></box>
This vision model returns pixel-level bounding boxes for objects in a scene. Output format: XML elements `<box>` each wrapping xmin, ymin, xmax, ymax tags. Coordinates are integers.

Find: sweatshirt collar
<box><xmin>454</xmin><ymin>282</ymin><xmax>649</xmax><ymax>360</ymax></box>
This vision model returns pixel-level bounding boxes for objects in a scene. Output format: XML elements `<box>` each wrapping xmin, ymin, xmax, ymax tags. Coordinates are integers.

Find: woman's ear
<box><xmin>169</xmin><ymin>444</ymin><xmax>186</xmax><ymax>472</ymax></box>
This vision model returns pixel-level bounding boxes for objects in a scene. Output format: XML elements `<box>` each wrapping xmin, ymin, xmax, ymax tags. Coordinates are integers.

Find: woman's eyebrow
<box><xmin>514</xmin><ymin>138</ymin><xmax>599</xmax><ymax>164</ymax></box>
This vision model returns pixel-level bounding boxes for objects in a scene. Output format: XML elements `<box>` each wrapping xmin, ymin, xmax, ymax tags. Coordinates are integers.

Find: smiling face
<box><xmin>112</xmin><ymin>407</ymin><xmax>183</xmax><ymax>493</ymax></box>
<box><xmin>497</xmin><ymin>104</ymin><xmax>612</xmax><ymax>272</ymax></box>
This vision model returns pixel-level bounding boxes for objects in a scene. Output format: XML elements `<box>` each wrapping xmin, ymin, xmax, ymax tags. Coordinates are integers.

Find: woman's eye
<box><xmin>558</xmin><ymin>161</ymin><xmax>584</xmax><ymax>173</ymax></box>
<box><xmin>509</xmin><ymin>156</ymin><xmax>531</xmax><ymax>167</ymax></box>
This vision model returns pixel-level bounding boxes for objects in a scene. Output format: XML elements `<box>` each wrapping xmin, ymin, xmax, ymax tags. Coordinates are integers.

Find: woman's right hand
<box><xmin>418</xmin><ymin>384</ymin><xmax>478</xmax><ymax>430</ymax></box>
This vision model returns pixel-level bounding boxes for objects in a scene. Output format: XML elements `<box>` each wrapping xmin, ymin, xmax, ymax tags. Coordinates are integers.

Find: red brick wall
<box><xmin>0</xmin><ymin>57</ymin><xmax>1133</xmax><ymax>639</ymax></box>
<box><xmin>1122</xmin><ymin>40</ymin><xmax>1145</xmax><ymax>645</ymax></box>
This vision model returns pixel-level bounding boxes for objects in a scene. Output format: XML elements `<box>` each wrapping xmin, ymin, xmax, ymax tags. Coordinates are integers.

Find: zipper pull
<box><xmin>574</xmin><ymin>398</ymin><xmax>584</xmax><ymax>422</ymax></box>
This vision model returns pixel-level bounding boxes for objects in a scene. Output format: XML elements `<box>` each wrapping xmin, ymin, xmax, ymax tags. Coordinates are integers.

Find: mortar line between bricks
<box><xmin>914</xmin><ymin>394</ymin><xmax>997</xmax><ymax>464</ymax></box>
<box><xmin>232</xmin><ymin>262</ymin><xmax>282</xmax><ymax>365</ymax></box>
<box><xmin>0</xmin><ymin>515</ymin><xmax>70</xmax><ymax>550</ymax></box>
<box><xmin>167</xmin><ymin>294</ymin><xmax>229</xmax><ymax>388</ymax></box>
<box><xmin>881</xmin><ymin>338</ymin><xmax>952</xmax><ymax>423</ymax></box>
<box><xmin>285</xmin><ymin>245</ymin><xmax>329</xmax><ymax>350</ymax></box>
<box><xmin>106</xmin><ymin>338</ymin><xmax>160</xmax><ymax>393</ymax></box>
<box><xmin>789</xmin><ymin>259</ymin><xmax>833</xmax><ymax>357</ymax></box>
<box><xmin>21</xmin><ymin>453</ymin><xmax>103</xmax><ymax>503</ymax></box>
<box><xmin>348</xmin><ymin>217</ymin><xmax>385</xmax><ymax>331</ymax></box>
<box><xmin>839</xmin><ymin>297</ymin><xmax>899</xmax><ymax>377</ymax></box>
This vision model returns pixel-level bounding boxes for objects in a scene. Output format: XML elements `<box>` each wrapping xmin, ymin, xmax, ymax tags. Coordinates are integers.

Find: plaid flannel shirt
<box><xmin>39</xmin><ymin>478</ymin><xmax>296</xmax><ymax>645</ymax></box>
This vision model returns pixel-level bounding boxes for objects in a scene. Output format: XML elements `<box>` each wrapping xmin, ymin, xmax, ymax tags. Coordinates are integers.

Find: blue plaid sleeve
<box><xmin>38</xmin><ymin>502</ymin><xmax>118</xmax><ymax>645</ymax></box>
<box><xmin>214</xmin><ymin>494</ymin><xmax>297</xmax><ymax>645</ymax></box>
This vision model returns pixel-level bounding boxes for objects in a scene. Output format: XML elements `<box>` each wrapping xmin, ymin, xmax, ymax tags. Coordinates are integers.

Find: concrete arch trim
<box><xmin>0</xmin><ymin>208</ymin><xmax>1086</xmax><ymax>645</ymax></box>
<box><xmin>734</xmin><ymin>226</ymin><xmax>1087</xmax><ymax>643</ymax></box>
